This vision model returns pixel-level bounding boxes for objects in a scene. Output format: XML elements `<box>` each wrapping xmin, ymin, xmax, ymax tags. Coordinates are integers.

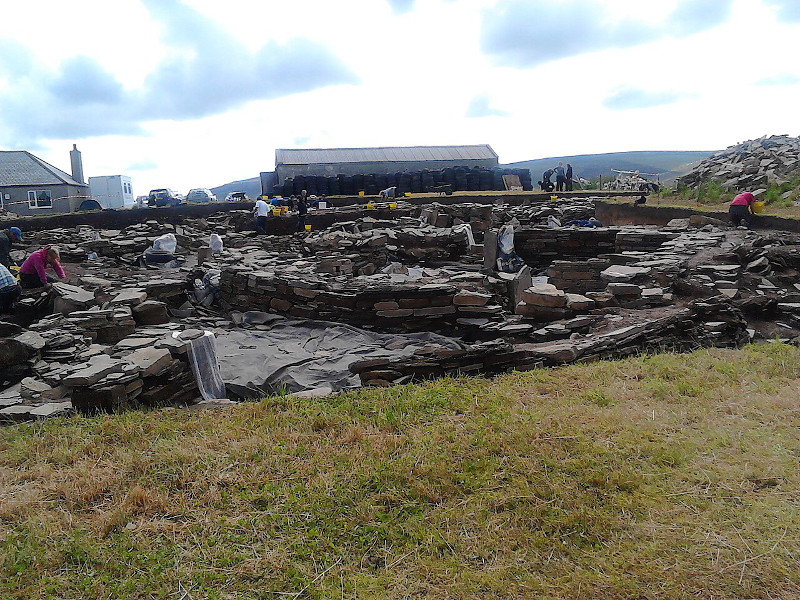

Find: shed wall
<box><xmin>276</xmin><ymin>158</ymin><xmax>499</xmax><ymax>183</ymax></box>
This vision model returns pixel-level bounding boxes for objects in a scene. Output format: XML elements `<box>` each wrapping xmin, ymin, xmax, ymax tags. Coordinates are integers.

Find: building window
<box><xmin>28</xmin><ymin>190</ymin><xmax>53</xmax><ymax>209</ymax></box>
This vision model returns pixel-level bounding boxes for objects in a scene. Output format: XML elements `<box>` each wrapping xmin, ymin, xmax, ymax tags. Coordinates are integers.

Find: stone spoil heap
<box><xmin>677</xmin><ymin>134</ymin><xmax>800</xmax><ymax>194</ymax></box>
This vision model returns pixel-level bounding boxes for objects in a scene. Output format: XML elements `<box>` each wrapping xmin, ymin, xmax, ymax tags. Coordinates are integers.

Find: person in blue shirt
<box><xmin>553</xmin><ymin>162</ymin><xmax>567</xmax><ymax>192</ymax></box>
<box><xmin>0</xmin><ymin>263</ymin><xmax>21</xmax><ymax>312</ymax></box>
<box><xmin>0</xmin><ymin>227</ymin><xmax>22</xmax><ymax>269</ymax></box>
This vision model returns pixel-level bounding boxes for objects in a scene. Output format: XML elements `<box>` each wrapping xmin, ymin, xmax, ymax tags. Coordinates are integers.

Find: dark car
<box><xmin>224</xmin><ymin>191</ymin><xmax>249</xmax><ymax>202</ymax></box>
<box><xmin>148</xmin><ymin>188</ymin><xmax>183</xmax><ymax>207</ymax></box>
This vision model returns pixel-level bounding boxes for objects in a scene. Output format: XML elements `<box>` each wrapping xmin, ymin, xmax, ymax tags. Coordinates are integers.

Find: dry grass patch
<box><xmin>1</xmin><ymin>343</ymin><xmax>800</xmax><ymax>598</ymax></box>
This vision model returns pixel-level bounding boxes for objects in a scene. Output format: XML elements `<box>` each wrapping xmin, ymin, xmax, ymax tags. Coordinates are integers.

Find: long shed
<box><xmin>274</xmin><ymin>144</ymin><xmax>499</xmax><ymax>183</ymax></box>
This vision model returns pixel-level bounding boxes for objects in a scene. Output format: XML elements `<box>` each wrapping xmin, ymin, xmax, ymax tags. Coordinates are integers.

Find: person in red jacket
<box><xmin>19</xmin><ymin>245</ymin><xmax>66</xmax><ymax>289</ymax></box>
<box><xmin>729</xmin><ymin>192</ymin><xmax>756</xmax><ymax>228</ymax></box>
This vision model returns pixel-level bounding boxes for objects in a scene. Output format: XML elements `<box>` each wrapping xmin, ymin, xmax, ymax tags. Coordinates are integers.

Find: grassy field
<box><xmin>2</xmin><ymin>344</ymin><xmax>800</xmax><ymax>599</ymax></box>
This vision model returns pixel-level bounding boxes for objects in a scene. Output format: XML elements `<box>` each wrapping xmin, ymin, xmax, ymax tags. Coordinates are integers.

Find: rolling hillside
<box><xmin>505</xmin><ymin>150</ymin><xmax>714</xmax><ymax>183</ymax></box>
<box><xmin>210</xmin><ymin>177</ymin><xmax>262</xmax><ymax>200</ymax></box>
<box><xmin>212</xmin><ymin>150</ymin><xmax>716</xmax><ymax>195</ymax></box>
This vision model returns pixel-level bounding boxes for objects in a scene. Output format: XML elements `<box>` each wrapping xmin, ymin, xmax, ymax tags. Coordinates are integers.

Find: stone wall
<box><xmin>514</xmin><ymin>227</ymin><xmax>619</xmax><ymax>267</ymax></box>
<box><xmin>352</xmin><ymin>298</ymin><xmax>749</xmax><ymax>386</ymax></box>
<box><xmin>546</xmin><ymin>259</ymin><xmax>612</xmax><ymax>294</ymax></box>
<box><xmin>219</xmin><ymin>267</ymin><xmax>462</xmax><ymax>331</ymax></box>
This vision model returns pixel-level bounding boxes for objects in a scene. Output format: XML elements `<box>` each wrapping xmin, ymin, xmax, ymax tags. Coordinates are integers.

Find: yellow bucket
<box><xmin>404</xmin><ymin>192</ymin><xmax>411</xmax><ymax>197</ymax></box>
<box><xmin>305</xmin><ymin>224</ymin><xmax>312</xmax><ymax>231</ymax></box>
<box><xmin>358</xmin><ymin>191</ymin><xmax>365</xmax><ymax>197</ymax></box>
<box><xmin>366</xmin><ymin>203</ymin><xmax>375</xmax><ymax>210</ymax></box>
<box><xmin>281</xmin><ymin>206</ymin><xmax>288</xmax><ymax>215</ymax></box>
<box><xmin>389</xmin><ymin>202</ymin><xmax>397</xmax><ymax>209</ymax></box>
<box><xmin>272</xmin><ymin>209</ymin><xmax>281</xmax><ymax>216</ymax></box>
<box><xmin>753</xmin><ymin>201</ymin><xmax>765</xmax><ymax>214</ymax></box>
<box><xmin>550</xmin><ymin>195</ymin><xmax>558</xmax><ymax>202</ymax></box>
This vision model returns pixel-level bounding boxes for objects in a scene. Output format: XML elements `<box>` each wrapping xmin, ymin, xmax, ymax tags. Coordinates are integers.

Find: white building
<box><xmin>88</xmin><ymin>175</ymin><xmax>134</xmax><ymax>209</ymax></box>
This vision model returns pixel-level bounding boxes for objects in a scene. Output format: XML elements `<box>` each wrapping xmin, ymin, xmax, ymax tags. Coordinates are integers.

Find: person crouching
<box><xmin>729</xmin><ymin>192</ymin><xmax>756</xmax><ymax>228</ymax></box>
<box><xmin>0</xmin><ymin>263</ymin><xmax>21</xmax><ymax>312</ymax></box>
<box><xmin>19</xmin><ymin>246</ymin><xmax>66</xmax><ymax>289</ymax></box>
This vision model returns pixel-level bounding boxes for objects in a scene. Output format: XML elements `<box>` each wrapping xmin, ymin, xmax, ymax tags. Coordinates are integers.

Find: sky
<box><xmin>0</xmin><ymin>0</ymin><xmax>798</xmax><ymax>196</ymax></box>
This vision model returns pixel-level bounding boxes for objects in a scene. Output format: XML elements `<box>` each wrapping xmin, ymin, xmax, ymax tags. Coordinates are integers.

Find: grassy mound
<box><xmin>2</xmin><ymin>344</ymin><xmax>800</xmax><ymax>599</ymax></box>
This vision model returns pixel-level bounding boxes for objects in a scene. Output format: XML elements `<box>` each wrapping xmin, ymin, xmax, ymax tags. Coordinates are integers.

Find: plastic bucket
<box><xmin>404</xmin><ymin>192</ymin><xmax>411</xmax><ymax>197</ymax></box>
<box><xmin>389</xmin><ymin>202</ymin><xmax>397</xmax><ymax>209</ymax></box>
<box><xmin>366</xmin><ymin>203</ymin><xmax>375</xmax><ymax>210</ymax></box>
<box><xmin>753</xmin><ymin>201</ymin><xmax>765</xmax><ymax>214</ymax></box>
<box><xmin>272</xmin><ymin>209</ymin><xmax>281</xmax><ymax>216</ymax></box>
<box><xmin>550</xmin><ymin>195</ymin><xmax>558</xmax><ymax>202</ymax></box>
<box><xmin>305</xmin><ymin>224</ymin><xmax>312</xmax><ymax>231</ymax></box>
<box><xmin>281</xmin><ymin>206</ymin><xmax>288</xmax><ymax>215</ymax></box>
<box><xmin>358</xmin><ymin>191</ymin><xmax>365</xmax><ymax>197</ymax></box>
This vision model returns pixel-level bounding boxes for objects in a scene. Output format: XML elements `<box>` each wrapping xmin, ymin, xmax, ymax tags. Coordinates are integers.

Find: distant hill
<box><xmin>211</xmin><ymin>177</ymin><xmax>261</xmax><ymax>200</ymax></box>
<box><xmin>211</xmin><ymin>150</ymin><xmax>715</xmax><ymax>196</ymax></box>
<box><xmin>504</xmin><ymin>150</ymin><xmax>715</xmax><ymax>183</ymax></box>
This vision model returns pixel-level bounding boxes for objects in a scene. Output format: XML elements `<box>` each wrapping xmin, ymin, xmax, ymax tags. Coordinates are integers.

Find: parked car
<box><xmin>186</xmin><ymin>188</ymin><xmax>217</xmax><ymax>203</ymax></box>
<box><xmin>147</xmin><ymin>188</ymin><xmax>182</xmax><ymax>207</ymax></box>
<box><xmin>224</xmin><ymin>191</ymin><xmax>249</xmax><ymax>202</ymax></box>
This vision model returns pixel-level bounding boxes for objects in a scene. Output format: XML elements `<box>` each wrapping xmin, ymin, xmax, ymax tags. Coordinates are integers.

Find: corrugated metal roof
<box><xmin>0</xmin><ymin>151</ymin><xmax>85</xmax><ymax>187</ymax></box>
<box><xmin>276</xmin><ymin>144</ymin><xmax>498</xmax><ymax>166</ymax></box>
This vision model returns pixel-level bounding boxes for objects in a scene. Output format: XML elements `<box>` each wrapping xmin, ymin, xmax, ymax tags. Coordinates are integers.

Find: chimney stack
<box><xmin>70</xmin><ymin>143</ymin><xmax>85</xmax><ymax>184</ymax></box>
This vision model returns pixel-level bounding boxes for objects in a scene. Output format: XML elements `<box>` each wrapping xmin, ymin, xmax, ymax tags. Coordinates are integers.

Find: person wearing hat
<box><xmin>0</xmin><ymin>227</ymin><xmax>22</xmax><ymax>269</ymax></box>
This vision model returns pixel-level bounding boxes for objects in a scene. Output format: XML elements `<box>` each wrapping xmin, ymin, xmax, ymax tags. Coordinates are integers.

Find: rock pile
<box><xmin>351</xmin><ymin>297</ymin><xmax>749</xmax><ymax>386</ymax></box>
<box><xmin>677</xmin><ymin>134</ymin><xmax>800</xmax><ymax>194</ymax></box>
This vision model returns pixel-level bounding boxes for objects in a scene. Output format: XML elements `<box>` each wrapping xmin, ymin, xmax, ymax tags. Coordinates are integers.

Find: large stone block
<box><xmin>521</xmin><ymin>284</ymin><xmax>567</xmax><ymax>308</ymax></box>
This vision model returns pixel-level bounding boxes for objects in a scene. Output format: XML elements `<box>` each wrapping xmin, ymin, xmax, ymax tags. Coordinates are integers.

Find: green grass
<box><xmin>3</xmin><ymin>344</ymin><xmax>800</xmax><ymax>599</ymax></box>
<box><xmin>665</xmin><ymin>179</ymin><xmax>800</xmax><ymax>212</ymax></box>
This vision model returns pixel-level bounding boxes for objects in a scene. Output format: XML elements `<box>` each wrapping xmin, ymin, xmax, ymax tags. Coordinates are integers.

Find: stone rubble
<box><xmin>677</xmin><ymin>134</ymin><xmax>800</xmax><ymax>194</ymax></box>
<box><xmin>4</xmin><ymin>194</ymin><xmax>800</xmax><ymax>421</ymax></box>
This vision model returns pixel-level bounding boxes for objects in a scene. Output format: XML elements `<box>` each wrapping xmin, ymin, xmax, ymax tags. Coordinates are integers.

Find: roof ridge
<box><xmin>23</xmin><ymin>151</ymin><xmax>84</xmax><ymax>186</ymax></box>
<box><xmin>277</xmin><ymin>144</ymin><xmax>494</xmax><ymax>151</ymax></box>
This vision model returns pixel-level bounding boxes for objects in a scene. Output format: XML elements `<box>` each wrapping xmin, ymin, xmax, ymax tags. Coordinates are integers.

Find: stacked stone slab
<box><xmin>350</xmin><ymin>340</ymin><xmax>536</xmax><ymax>386</ymax></box>
<box><xmin>514</xmin><ymin>283</ymin><xmax>596</xmax><ymax>322</ymax></box>
<box><xmin>66</xmin><ymin>336</ymin><xmax>197</xmax><ymax>414</ymax></box>
<box><xmin>354</xmin><ymin>298</ymin><xmax>749</xmax><ymax>386</ymax></box>
<box><xmin>220</xmin><ymin>267</ymin><xmax>463</xmax><ymax>331</ymax></box>
<box><xmin>421</xmin><ymin>203</ymin><xmax>494</xmax><ymax>235</ymax></box>
<box><xmin>514</xmin><ymin>227</ymin><xmax>619</xmax><ymax>267</ymax></box>
<box><xmin>547</xmin><ymin>259</ymin><xmax>612</xmax><ymax>293</ymax></box>
<box><xmin>677</xmin><ymin>134</ymin><xmax>800</xmax><ymax>193</ymax></box>
<box><xmin>615</xmin><ymin>230</ymin><xmax>680</xmax><ymax>252</ymax></box>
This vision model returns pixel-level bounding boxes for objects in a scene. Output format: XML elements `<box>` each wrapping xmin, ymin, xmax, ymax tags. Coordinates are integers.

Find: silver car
<box><xmin>186</xmin><ymin>188</ymin><xmax>217</xmax><ymax>203</ymax></box>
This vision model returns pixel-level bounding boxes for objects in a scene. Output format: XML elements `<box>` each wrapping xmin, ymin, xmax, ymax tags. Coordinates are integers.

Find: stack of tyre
<box><xmin>274</xmin><ymin>166</ymin><xmax>535</xmax><ymax>197</ymax></box>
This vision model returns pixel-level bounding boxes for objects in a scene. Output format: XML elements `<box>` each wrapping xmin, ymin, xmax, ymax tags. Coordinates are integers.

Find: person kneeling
<box><xmin>19</xmin><ymin>246</ymin><xmax>66</xmax><ymax>289</ymax></box>
<box><xmin>0</xmin><ymin>263</ymin><xmax>21</xmax><ymax>312</ymax></box>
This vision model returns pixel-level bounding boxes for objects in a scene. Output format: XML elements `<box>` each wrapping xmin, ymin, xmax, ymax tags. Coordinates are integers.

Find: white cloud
<box><xmin>0</xmin><ymin>0</ymin><xmax>798</xmax><ymax>195</ymax></box>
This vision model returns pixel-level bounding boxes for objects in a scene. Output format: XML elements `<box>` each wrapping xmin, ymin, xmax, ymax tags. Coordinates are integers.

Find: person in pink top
<box><xmin>729</xmin><ymin>192</ymin><xmax>756</xmax><ymax>228</ymax></box>
<box><xmin>19</xmin><ymin>245</ymin><xmax>66</xmax><ymax>289</ymax></box>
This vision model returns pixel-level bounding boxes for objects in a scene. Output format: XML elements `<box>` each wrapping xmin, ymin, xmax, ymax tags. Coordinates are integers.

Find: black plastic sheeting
<box><xmin>214</xmin><ymin>317</ymin><xmax>463</xmax><ymax>398</ymax></box>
